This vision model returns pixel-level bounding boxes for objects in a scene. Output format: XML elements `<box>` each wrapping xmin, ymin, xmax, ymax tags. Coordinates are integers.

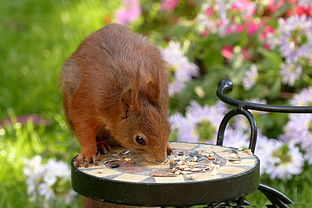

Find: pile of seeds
<box><xmin>100</xmin><ymin>147</ymin><xmax>253</xmax><ymax>178</ymax></box>
<box><xmin>219</xmin><ymin>148</ymin><xmax>253</xmax><ymax>163</ymax></box>
<box><xmin>153</xmin><ymin>149</ymin><xmax>227</xmax><ymax>177</ymax></box>
<box><xmin>102</xmin><ymin>150</ymin><xmax>142</xmax><ymax>169</ymax></box>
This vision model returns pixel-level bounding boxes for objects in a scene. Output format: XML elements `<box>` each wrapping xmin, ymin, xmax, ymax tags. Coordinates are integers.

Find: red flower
<box><xmin>201</xmin><ymin>30</ymin><xmax>209</xmax><ymax>37</ymax></box>
<box><xmin>221</xmin><ymin>46</ymin><xmax>234</xmax><ymax>59</ymax></box>
<box><xmin>287</xmin><ymin>5</ymin><xmax>312</xmax><ymax>16</ymax></box>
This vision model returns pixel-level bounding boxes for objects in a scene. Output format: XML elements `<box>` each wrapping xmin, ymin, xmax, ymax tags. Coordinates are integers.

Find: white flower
<box><xmin>243</xmin><ymin>64</ymin><xmax>258</xmax><ymax>90</ymax></box>
<box><xmin>169</xmin><ymin>113</ymin><xmax>184</xmax><ymax>129</ymax></box>
<box><xmin>23</xmin><ymin>155</ymin><xmax>44</xmax><ymax>178</ymax></box>
<box><xmin>280</xmin><ymin>62</ymin><xmax>302</xmax><ymax>86</ymax></box>
<box><xmin>39</xmin><ymin>183</ymin><xmax>55</xmax><ymax>200</ymax></box>
<box><xmin>196</xmin><ymin>13</ymin><xmax>218</xmax><ymax>33</ymax></box>
<box><xmin>195</xmin><ymin>0</ymin><xmax>256</xmax><ymax>35</ymax></box>
<box><xmin>186</xmin><ymin>100</ymin><xmax>226</xmax><ymax>127</ymax></box>
<box><xmin>268</xmin><ymin>144</ymin><xmax>304</xmax><ymax>179</ymax></box>
<box><xmin>256</xmin><ymin>136</ymin><xmax>304</xmax><ymax>179</ymax></box>
<box><xmin>64</xmin><ymin>190</ymin><xmax>77</xmax><ymax>204</ymax></box>
<box><xmin>170</xmin><ymin>101</ymin><xmax>225</xmax><ymax>143</ymax></box>
<box><xmin>281</xmin><ymin>114</ymin><xmax>312</xmax><ymax>145</ymax></box>
<box><xmin>281</xmin><ymin>87</ymin><xmax>312</xmax><ymax>165</ymax></box>
<box><xmin>215</xmin><ymin>0</ymin><xmax>235</xmax><ymax>21</ymax></box>
<box><xmin>222</xmin><ymin>127</ymin><xmax>249</xmax><ymax>148</ymax></box>
<box><xmin>23</xmin><ymin>156</ymin><xmax>75</xmax><ymax>204</ymax></box>
<box><xmin>303</xmin><ymin>144</ymin><xmax>312</xmax><ymax>165</ymax></box>
<box><xmin>23</xmin><ymin>155</ymin><xmax>46</xmax><ymax>199</ymax></box>
<box><xmin>233</xmin><ymin>99</ymin><xmax>267</xmax><ymax>132</ymax></box>
<box><xmin>291</xmin><ymin>86</ymin><xmax>312</xmax><ymax>106</ymax></box>
<box><xmin>179</xmin><ymin>121</ymin><xmax>199</xmax><ymax>143</ymax></box>
<box><xmin>274</xmin><ymin>15</ymin><xmax>312</xmax><ymax>63</ymax></box>
<box><xmin>161</xmin><ymin>41</ymin><xmax>198</xmax><ymax>96</ymax></box>
<box><xmin>46</xmin><ymin>159</ymin><xmax>71</xmax><ymax>179</ymax></box>
<box><xmin>298</xmin><ymin>0</ymin><xmax>312</xmax><ymax>7</ymax></box>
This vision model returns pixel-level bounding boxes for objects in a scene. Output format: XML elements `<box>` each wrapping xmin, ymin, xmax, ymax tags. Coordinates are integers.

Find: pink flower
<box><xmin>242</xmin><ymin>47</ymin><xmax>252</xmax><ymax>60</ymax></box>
<box><xmin>236</xmin><ymin>25</ymin><xmax>247</xmax><ymax>33</ymax></box>
<box><xmin>261</xmin><ymin>25</ymin><xmax>275</xmax><ymax>41</ymax></box>
<box><xmin>115</xmin><ymin>0</ymin><xmax>141</xmax><ymax>25</ymax></box>
<box><xmin>287</xmin><ymin>5</ymin><xmax>312</xmax><ymax>16</ymax></box>
<box><xmin>268</xmin><ymin>0</ymin><xmax>285</xmax><ymax>13</ymax></box>
<box><xmin>260</xmin><ymin>24</ymin><xmax>275</xmax><ymax>50</ymax></box>
<box><xmin>204</xmin><ymin>8</ymin><xmax>214</xmax><ymax>16</ymax></box>
<box><xmin>160</xmin><ymin>0</ymin><xmax>180</xmax><ymax>11</ymax></box>
<box><xmin>221</xmin><ymin>46</ymin><xmax>234</xmax><ymax>59</ymax></box>
<box><xmin>264</xmin><ymin>44</ymin><xmax>272</xmax><ymax>50</ymax></box>
<box><xmin>201</xmin><ymin>30</ymin><xmax>209</xmax><ymax>37</ymax></box>
<box><xmin>247</xmin><ymin>22</ymin><xmax>260</xmax><ymax>35</ymax></box>
<box><xmin>225</xmin><ymin>21</ymin><xmax>261</xmax><ymax>35</ymax></box>
<box><xmin>225</xmin><ymin>24</ymin><xmax>246</xmax><ymax>34</ymax></box>
<box><xmin>231</xmin><ymin>0</ymin><xmax>256</xmax><ymax>18</ymax></box>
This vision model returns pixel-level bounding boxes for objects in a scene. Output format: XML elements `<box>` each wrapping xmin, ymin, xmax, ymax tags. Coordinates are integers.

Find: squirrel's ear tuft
<box><xmin>144</xmin><ymin>81</ymin><xmax>160</xmax><ymax>104</ymax></box>
<box><xmin>122</xmin><ymin>70</ymin><xmax>140</xmax><ymax>112</ymax></box>
<box><xmin>122</xmin><ymin>87</ymin><xmax>139</xmax><ymax>110</ymax></box>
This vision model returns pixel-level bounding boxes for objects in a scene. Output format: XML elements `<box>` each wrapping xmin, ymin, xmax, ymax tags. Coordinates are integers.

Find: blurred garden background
<box><xmin>0</xmin><ymin>0</ymin><xmax>311</xmax><ymax>207</ymax></box>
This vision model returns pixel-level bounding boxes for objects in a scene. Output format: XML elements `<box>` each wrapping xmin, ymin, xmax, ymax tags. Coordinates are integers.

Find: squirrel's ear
<box><xmin>122</xmin><ymin>70</ymin><xmax>140</xmax><ymax>111</ymax></box>
<box><xmin>122</xmin><ymin>88</ymin><xmax>138</xmax><ymax>108</ymax></box>
<box><xmin>145</xmin><ymin>81</ymin><xmax>160</xmax><ymax>104</ymax></box>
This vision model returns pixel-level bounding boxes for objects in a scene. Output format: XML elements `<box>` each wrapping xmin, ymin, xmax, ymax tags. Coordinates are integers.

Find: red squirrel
<box><xmin>61</xmin><ymin>24</ymin><xmax>172</xmax><ymax>167</ymax></box>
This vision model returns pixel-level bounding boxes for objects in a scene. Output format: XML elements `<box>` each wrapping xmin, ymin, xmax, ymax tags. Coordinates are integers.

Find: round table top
<box><xmin>71</xmin><ymin>142</ymin><xmax>260</xmax><ymax>206</ymax></box>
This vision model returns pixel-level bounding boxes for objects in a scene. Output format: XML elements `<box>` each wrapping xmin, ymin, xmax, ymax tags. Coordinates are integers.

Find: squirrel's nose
<box><xmin>154</xmin><ymin>151</ymin><xmax>167</xmax><ymax>162</ymax></box>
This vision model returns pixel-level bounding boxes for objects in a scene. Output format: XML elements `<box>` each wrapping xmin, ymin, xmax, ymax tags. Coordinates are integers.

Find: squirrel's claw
<box><xmin>167</xmin><ymin>146</ymin><xmax>173</xmax><ymax>155</ymax></box>
<box><xmin>75</xmin><ymin>153</ymin><xmax>98</xmax><ymax>168</ymax></box>
<box><xmin>97</xmin><ymin>140</ymin><xmax>111</xmax><ymax>154</ymax></box>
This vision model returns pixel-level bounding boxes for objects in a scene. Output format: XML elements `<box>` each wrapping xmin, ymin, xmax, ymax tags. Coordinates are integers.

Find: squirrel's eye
<box><xmin>135</xmin><ymin>136</ymin><xmax>146</xmax><ymax>145</ymax></box>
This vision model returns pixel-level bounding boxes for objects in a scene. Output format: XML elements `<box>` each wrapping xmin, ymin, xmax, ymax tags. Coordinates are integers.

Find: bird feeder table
<box><xmin>71</xmin><ymin>79</ymin><xmax>301</xmax><ymax>207</ymax></box>
<box><xmin>71</xmin><ymin>142</ymin><xmax>260</xmax><ymax>207</ymax></box>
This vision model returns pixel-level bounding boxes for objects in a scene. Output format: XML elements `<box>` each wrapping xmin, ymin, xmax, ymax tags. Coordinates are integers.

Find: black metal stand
<box><xmin>215</xmin><ymin>79</ymin><xmax>312</xmax><ymax>208</ymax></box>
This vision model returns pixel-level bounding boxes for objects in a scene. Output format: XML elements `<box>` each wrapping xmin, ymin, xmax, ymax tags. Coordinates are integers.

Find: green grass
<box><xmin>0</xmin><ymin>0</ymin><xmax>121</xmax><ymax>116</ymax></box>
<box><xmin>0</xmin><ymin>0</ymin><xmax>311</xmax><ymax>207</ymax></box>
<box><xmin>0</xmin><ymin>0</ymin><xmax>120</xmax><ymax>207</ymax></box>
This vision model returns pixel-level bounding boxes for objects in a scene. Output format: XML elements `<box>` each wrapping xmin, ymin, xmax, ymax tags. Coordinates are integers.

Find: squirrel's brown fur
<box><xmin>61</xmin><ymin>24</ymin><xmax>171</xmax><ymax>167</ymax></box>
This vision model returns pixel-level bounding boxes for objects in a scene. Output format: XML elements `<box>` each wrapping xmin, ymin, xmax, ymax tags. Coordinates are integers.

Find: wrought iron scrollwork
<box><xmin>216</xmin><ymin>79</ymin><xmax>312</xmax><ymax>153</ymax></box>
<box><xmin>215</xmin><ymin>79</ymin><xmax>312</xmax><ymax>207</ymax></box>
<box><xmin>216</xmin><ymin>79</ymin><xmax>312</xmax><ymax>113</ymax></box>
<box><xmin>205</xmin><ymin>197</ymin><xmax>251</xmax><ymax>208</ymax></box>
<box><xmin>258</xmin><ymin>184</ymin><xmax>293</xmax><ymax>208</ymax></box>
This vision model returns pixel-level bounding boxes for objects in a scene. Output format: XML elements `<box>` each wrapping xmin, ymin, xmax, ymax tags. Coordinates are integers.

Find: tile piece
<box><xmin>85</xmin><ymin>168</ymin><xmax>120</xmax><ymax>177</ymax></box>
<box><xmin>195</xmin><ymin>145</ymin><xmax>229</xmax><ymax>153</ymax></box>
<box><xmin>113</xmin><ymin>173</ymin><xmax>149</xmax><ymax>182</ymax></box>
<box><xmin>218</xmin><ymin>167</ymin><xmax>246</xmax><ymax>175</ymax></box>
<box><xmin>154</xmin><ymin>175</ymin><xmax>185</xmax><ymax>183</ymax></box>
<box><xmin>229</xmin><ymin>159</ymin><xmax>256</xmax><ymax>167</ymax></box>
<box><xmin>191</xmin><ymin>173</ymin><xmax>222</xmax><ymax>181</ymax></box>
<box><xmin>170</xmin><ymin>142</ymin><xmax>197</xmax><ymax>150</ymax></box>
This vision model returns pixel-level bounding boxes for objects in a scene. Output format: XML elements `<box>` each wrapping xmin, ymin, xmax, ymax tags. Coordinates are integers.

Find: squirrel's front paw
<box><xmin>75</xmin><ymin>152</ymin><xmax>98</xmax><ymax>167</ymax></box>
<box><xmin>96</xmin><ymin>140</ymin><xmax>111</xmax><ymax>154</ymax></box>
<box><xmin>167</xmin><ymin>146</ymin><xmax>173</xmax><ymax>155</ymax></box>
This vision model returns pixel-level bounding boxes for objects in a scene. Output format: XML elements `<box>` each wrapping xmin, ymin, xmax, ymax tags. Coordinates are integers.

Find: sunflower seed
<box><xmin>109</xmin><ymin>163</ymin><xmax>120</xmax><ymax>168</ymax></box>
<box><xmin>190</xmin><ymin>168</ymin><xmax>202</xmax><ymax>172</ymax></box>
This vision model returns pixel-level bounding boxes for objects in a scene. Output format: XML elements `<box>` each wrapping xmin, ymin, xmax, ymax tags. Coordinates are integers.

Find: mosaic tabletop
<box><xmin>72</xmin><ymin>142</ymin><xmax>260</xmax><ymax>206</ymax></box>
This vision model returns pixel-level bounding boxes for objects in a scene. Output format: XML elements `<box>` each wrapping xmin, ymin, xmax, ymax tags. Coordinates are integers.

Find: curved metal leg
<box><xmin>216</xmin><ymin>108</ymin><xmax>257</xmax><ymax>153</ymax></box>
<box><xmin>206</xmin><ymin>197</ymin><xmax>252</xmax><ymax>208</ymax></box>
<box><xmin>258</xmin><ymin>184</ymin><xmax>294</xmax><ymax>208</ymax></box>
